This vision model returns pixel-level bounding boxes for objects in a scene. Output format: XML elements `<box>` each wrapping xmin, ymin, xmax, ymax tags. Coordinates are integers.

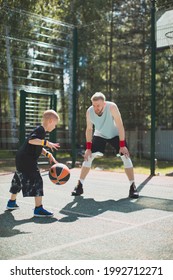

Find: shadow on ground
<box><xmin>59</xmin><ymin>195</ymin><xmax>173</xmax><ymax>223</ymax></box>
<box><xmin>0</xmin><ymin>210</ymin><xmax>58</xmax><ymax>237</ymax></box>
<box><xmin>59</xmin><ymin>176</ymin><xmax>173</xmax><ymax>222</ymax></box>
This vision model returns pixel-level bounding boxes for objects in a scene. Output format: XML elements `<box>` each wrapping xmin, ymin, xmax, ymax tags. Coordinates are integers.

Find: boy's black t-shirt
<box><xmin>16</xmin><ymin>126</ymin><xmax>46</xmax><ymax>172</ymax></box>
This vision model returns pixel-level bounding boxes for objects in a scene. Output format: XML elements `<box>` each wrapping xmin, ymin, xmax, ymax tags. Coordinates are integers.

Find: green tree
<box><xmin>156</xmin><ymin>0</ymin><xmax>173</xmax><ymax>9</ymax></box>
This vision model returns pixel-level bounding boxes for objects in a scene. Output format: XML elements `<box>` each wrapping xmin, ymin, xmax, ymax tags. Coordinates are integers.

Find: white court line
<box><xmin>60</xmin><ymin>209</ymin><xmax>139</xmax><ymax>226</ymax></box>
<box><xmin>12</xmin><ymin>212</ymin><xmax>173</xmax><ymax>260</ymax></box>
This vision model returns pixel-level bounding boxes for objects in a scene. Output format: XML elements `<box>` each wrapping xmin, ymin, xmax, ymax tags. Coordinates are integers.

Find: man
<box><xmin>72</xmin><ymin>92</ymin><xmax>139</xmax><ymax>199</ymax></box>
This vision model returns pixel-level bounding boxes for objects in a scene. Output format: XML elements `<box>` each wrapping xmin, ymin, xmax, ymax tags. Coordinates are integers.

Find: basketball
<box><xmin>49</xmin><ymin>163</ymin><xmax>70</xmax><ymax>185</ymax></box>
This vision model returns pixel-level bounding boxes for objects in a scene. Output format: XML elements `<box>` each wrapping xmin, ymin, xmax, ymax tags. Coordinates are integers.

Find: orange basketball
<box><xmin>49</xmin><ymin>163</ymin><xmax>70</xmax><ymax>185</ymax></box>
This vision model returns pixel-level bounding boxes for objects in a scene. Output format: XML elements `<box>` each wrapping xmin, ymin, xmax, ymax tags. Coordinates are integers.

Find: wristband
<box><xmin>41</xmin><ymin>139</ymin><xmax>48</xmax><ymax>146</ymax></box>
<box><xmin>86</xmin><ymin>142</ymin><xmax>92</xmax><ymax>150</ymax></box>
<box><xmin>46</xmin><ymin>152</ymin><xmax>51</xmax><ymax>158</ymax></box>
<box><xmin>119</xmin><ymin>140</ymin><xmax>125</xmax><ymax>147</ymax></box>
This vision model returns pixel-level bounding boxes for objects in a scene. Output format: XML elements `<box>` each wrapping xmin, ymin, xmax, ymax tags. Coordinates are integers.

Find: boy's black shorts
<box><xmin>10</xmin><ymin>170</ymin><xmax>43</xmax><ymax>197</ymax></box>
<box><xmin>92</xmin><ymin>135</ymin><xmax>127</xmax><ymax>155</ymax></box>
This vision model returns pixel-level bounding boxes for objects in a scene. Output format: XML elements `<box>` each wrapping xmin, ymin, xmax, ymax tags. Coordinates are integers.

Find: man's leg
<box><xmin>71</xmin><ymin>152</ymin><xmax>103</xmax><ymax>196</ymax></box>
<box><xmin>72</xmin><ymin>136</ymin><xmax>106</xmax><ymax>196</ymax></box>
<box><xmin>120</xmin><ymin>155</ymin><xmax>139</xmax><ymax>198</ymax></box>
<box><xmin>79</xmin><ymin>166</ymin><xmax>91</xmax><ymax>182</ymax></box>
<box><xmin>124</xmin><ymin>167</ymin><xmax>134</xmax><ymax>181</ymax></box>
<box><xmin>71</xmin><ymin>155</ymin><xmax>95</xmax><ymax>196</ymax></box>
<box><xmin>109</xmin><ymin>137</ymin><xmax>139</xmax><ymax>199</ymax></box>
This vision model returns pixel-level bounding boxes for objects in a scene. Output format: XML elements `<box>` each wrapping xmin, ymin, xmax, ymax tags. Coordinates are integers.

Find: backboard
<box><xmin>156</xmin><ymin>9</ymin><xmax>173</xmax><ymax>50</ymax></box>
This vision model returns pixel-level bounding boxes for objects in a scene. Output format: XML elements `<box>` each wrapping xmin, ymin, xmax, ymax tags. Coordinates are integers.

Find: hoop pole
<box><xmin>71</xmin><ymin>27</ymin><xmax>78</xmax><ymax>168</ymax></box>
<box><xmin>150</xmin><ymin>0</ymin><xmax>156</xmax><ymax>176</ymax></box>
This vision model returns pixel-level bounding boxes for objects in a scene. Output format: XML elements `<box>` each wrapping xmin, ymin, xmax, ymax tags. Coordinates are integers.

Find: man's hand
<box><xmin>119</xmin><ymin>146</ymin><xmax>130</xmax><ymax>158</ymax></box>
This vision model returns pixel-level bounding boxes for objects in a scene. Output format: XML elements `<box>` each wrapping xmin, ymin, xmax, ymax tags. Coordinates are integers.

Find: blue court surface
<box><xmin>0</xmin><ymin>168</ymin><xmax>173</xmax><ymax>260</ymax></box>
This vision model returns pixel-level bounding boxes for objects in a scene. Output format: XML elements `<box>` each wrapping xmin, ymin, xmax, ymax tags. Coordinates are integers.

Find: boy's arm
<box><xmin>28</xmin><ymin>138</ymin><xmax>60</xmax><ymax>151</ymax></box>
<box><xmin>42</xmin><ymin>147</ymin><xmax>57</xmax><ymax>164</ymax></box>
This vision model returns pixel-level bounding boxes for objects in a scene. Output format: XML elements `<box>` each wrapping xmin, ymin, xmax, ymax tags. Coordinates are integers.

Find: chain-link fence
<box><xmin>0</xmin><ymin>6</ymin><xmax>74</xmax><ymax>154</ymax></box>
<box><xmin>1</xmin><ymin>3</ymin><xmax>173</xmax><ymax>167</ymax></box>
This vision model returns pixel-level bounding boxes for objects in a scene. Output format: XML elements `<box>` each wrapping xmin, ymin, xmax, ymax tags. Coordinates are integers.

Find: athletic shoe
<box><xmin>129</xmin><ymin>183</ymin><xmax>139</xmax><ymax>198</ymax></box>
<box><xmin>71</xmin><ymin>180</ymin><xmax>83</xmax><ymax>196</ymax></box>
<box><xmin>34</xmin><ymin>205</ymin><xmax>53</xmax><ymax>217</ymax></box>
<box><xmin>6</xmin><ymin>200</ymin><xmax>19</xmax><ymax>210</ymax></box>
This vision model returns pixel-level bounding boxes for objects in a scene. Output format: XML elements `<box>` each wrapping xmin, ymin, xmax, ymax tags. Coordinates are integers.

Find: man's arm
<box><xmin>86</xmin><ymin>110</ymin><xmax>93</xmax><ymax>142</ymax></box>
<box><xmin>110</xmin><ymin>103</ymin><xmax>125</xmax><ymax>141</ymax></box>
<box><xmin>110</xmin><ymin>103</ymin><xmax>129</xmax><ymax>157</ymax></box>
<box><xmin>84</xmin><ymin>110</ymin><xmax>93</xmax><ymax>160</ymax></box>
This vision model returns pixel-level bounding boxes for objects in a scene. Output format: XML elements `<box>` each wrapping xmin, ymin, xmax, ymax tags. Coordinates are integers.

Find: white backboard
<box><xmin>156</xmin><ymin>9</ymin><xmax>173</xmax><ymax>49</ymax></box>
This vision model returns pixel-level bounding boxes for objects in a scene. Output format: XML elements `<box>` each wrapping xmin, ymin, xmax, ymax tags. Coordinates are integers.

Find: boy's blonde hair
<box><xmin>91</xmin><ymin>92</ymin><xmax>106</xmax><ymax>102</ymax></box>
<box><xmin>43</xmin><ymin>109</ymin><xmax>60</xmax><ymax>121</ymax></box>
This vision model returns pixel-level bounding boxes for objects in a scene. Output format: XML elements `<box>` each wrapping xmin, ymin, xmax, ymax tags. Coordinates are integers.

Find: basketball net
<box><xmin>165</xmin><ymin>31</ymin><xmax>173</xmax><ymax>55</ymax></box>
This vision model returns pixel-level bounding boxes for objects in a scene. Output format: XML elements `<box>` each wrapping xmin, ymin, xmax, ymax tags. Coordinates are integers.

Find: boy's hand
<box><xmin>48</xmin><ymin>153</ymin><xmax>58</xmax><ymax>164</ymax></box>
<box><xmin>47</xmin><ymin>142</ymin><xmax>60</xmax><ymax>151</ymax></box>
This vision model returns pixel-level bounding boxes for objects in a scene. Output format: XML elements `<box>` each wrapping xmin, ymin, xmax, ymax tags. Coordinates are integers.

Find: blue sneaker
<box><xmin>34</xmin><ymin>205</ymin><xmax>53</xmax><ymax>217</ymax></box>
<box><xmin>6</xmin><ymin>200</ymin><xmax>19</xmax><ymax>210</ymax></box>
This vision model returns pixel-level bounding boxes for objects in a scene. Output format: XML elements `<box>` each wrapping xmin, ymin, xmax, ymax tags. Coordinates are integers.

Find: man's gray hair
<box><xmin>91</xmin><ymin>92</ymin><xmax>106</xmax><ymax>102</ymax></box>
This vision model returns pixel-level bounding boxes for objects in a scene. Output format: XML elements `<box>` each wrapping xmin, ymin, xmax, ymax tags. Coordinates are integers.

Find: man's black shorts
<box><xmin>92</xmin><ymin>135</ymin><xmax>127</xmax><ymax>155</ymax></box>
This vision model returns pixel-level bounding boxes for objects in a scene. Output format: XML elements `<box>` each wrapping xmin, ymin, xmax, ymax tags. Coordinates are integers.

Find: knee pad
<box><xmin>121</xmin><ymin>155</ymin><xmax>133</xmax><ymax>168</ymax></box>
<box><xmin>82</xmin><ymin>152</ymin><xmax>103</xmax><ymax>168</ymax></box>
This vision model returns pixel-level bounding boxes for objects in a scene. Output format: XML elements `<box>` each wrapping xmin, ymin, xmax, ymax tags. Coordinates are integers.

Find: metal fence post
<box><xmin>150</xmin><ymin>0</ymin><xmax>156</xmax><ymax>175</ymax></box>
<box><xmin>71</xmin><ymin>27</ymin><xmax>78</xmax><ymax>168</ymax></box>
<box><xmin>50</xmin><ymin>94</ymin><xmax>57</xmax><ymax>158</ymax></box>
<box><xmin>19</xmin><ymin>90</ymin><xmax>26</xmax><ymax>146</ymax></box>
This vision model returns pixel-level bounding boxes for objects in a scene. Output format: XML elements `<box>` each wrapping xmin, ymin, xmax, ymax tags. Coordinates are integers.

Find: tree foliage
<box><xmin>0</xmin><ymin>0</ymin><xmax>173</xmax><ymax>153</ymax></box>
<box><xmin>156</xmin><ymin>0</ymin><xmax>173</xmax><ymax>10</ymax></box>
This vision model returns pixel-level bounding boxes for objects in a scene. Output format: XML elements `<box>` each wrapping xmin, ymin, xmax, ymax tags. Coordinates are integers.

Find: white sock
<box><xmin>79</xmin><ymin>179</ymin><xmax>84</xmax><ymax>184</ymax></box>
<box><xmin>129</xmin><ymin>180</ymin><xmax>134</xmax><ymax>186</ymax></box>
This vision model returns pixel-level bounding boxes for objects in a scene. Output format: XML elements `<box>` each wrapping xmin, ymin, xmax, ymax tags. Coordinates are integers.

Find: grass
<box><xmin>0</xmin><ymin>151</ymin><xmax>172</xmax><ymax>176</ymax></box>
<box><xmin>92</xmin><ymin>156</ymin><xmax>173</xmax><ymax>175</ymax></box>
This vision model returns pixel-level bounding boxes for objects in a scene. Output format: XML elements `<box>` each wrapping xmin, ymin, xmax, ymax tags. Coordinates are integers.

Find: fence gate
<box><xmin>19</xmin><ymin>90</ymin><xmax>57</xmax><ymax>148</ymax></box>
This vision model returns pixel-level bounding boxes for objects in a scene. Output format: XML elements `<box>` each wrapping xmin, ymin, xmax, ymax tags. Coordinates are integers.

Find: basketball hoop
<box><xmin>165</xmin><ymin>31</ymin><xmax>173</xmax><ymax>54</ymax></box>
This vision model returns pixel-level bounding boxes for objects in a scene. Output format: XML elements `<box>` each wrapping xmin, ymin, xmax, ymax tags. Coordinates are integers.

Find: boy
<box><xmin>6</xmin><ymin>109</ymin><xmax>60</xmax><ymax>217</ymax></box>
